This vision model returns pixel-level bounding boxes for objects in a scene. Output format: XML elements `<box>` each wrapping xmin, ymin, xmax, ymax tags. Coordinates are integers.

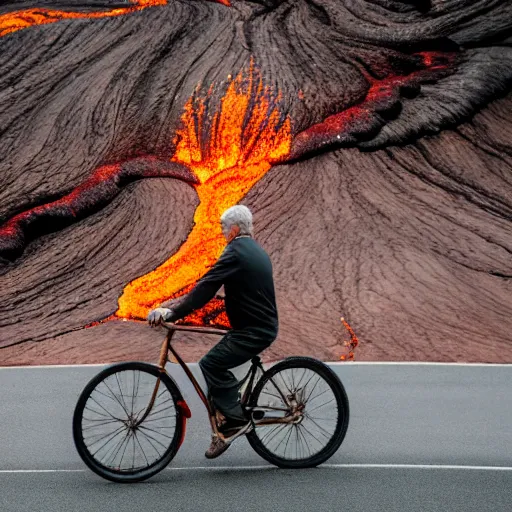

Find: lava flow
<box><xmin>0</xmin><ymin>0</ymin><xmax>166</xmax><ymax>38</ymax></box>
<box><xmin>0</xmin><ymin>158</ymin><xmax>196</xmax><ymax>262</ymax></box>
<box><xmin>116</xmin><ymin>63</ymin><xmax>291</xmax><ymax>324</ymax></box>
<box><xmin>290</xmin><ymin>51</ymin><xmax>456</xmax><ymax>159</ymax></box>
<box><xmin>339</xmin><ymin>317</ymin><xmax>359</xmax><ymax>361</ymax></box>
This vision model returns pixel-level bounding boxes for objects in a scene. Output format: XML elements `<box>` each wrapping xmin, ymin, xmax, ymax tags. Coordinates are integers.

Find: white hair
<box><xmin>220</xmin><ymin>205</ymin><xmax>253</xmax><ymax>236</ymax></box>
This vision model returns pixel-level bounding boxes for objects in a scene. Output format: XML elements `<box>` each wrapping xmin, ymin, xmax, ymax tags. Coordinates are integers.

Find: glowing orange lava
<box><xmin>116</xmin><ymin>63</ymin><xmax>291</xmax><ymax>323</ymax></box>
<box><xmin>339</xmin><ymin>317</ymin><xmax>359</xmax><ymax>361</ymax></box>
<box><xmin>0</xmin><ymin>0</ymin><xmax>166</xmax><ymax>38</ymax></box>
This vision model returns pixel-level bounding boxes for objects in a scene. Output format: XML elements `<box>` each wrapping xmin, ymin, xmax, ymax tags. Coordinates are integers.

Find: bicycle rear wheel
<box><xmin>246</xmin><ymin>356</ymin><xmax>349</xmax><ymax>468</ymax></box>
<box><xmin>73</xmin><ymin>362</ymin><xmax>184</xmax><ymax>483</ymax></box>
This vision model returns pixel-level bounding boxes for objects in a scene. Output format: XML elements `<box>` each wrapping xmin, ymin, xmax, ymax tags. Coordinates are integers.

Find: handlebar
<box><xmin>161</xmin><ymin>321</ymin><xmax>229</xmax><ymax>336</ymax></box>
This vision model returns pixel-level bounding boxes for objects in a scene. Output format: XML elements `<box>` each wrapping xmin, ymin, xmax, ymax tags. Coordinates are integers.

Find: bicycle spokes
<box><xmin>251</xmin><ymin>367</ymin><xmax>339</xmax><ymax>460</ymax></box>
<box><xmin>80</xmin><ymin>369</ymin><xmax>177</xmax><ymax>472</ymax></box>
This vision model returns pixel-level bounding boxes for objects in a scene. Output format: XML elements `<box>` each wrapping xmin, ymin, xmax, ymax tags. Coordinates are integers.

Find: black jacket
<box><xmin>168</xmin><ymin>236</ymin><xmax>278</xmax><ymax>337</ymax></box>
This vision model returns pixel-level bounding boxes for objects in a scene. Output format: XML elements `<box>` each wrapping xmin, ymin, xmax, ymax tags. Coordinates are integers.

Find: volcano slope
<box><xmin>0</xmin><ymin>0</ymin><xmax>511</xmax><ymax>365</ymax></box>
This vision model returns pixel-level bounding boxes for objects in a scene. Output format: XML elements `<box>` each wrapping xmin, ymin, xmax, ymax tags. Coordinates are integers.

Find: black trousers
<box><xmin>199</xmin><ymin>328</ymin><xmax>275</xmax><ymax>421</ymax></box>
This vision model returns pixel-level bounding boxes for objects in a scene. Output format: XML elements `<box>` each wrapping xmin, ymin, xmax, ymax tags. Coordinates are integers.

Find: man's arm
<box><xmin>166</xmin><ymin>246</ymin><xmax>238</xmax><ymax>322</ymax></box>
<box><xmin>159</xmin><ymin>297</ymin><xmax>183</xmax><ymax>309</ymax></box>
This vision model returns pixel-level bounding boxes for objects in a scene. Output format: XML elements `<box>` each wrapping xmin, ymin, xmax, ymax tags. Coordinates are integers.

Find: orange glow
<box><xmin>339</xmin><ymin>317</ymin><xmax>359</xmax><ymax>361</ymax></box>
<box><xmin>116</xmin><ymin>63</ymin><xmax>291</xmax><ymax>324</ymax></box>
<box><xmin>0</xmin><ymin>0</ymin><xmax>166</xmax><ymax>38</ymax></box>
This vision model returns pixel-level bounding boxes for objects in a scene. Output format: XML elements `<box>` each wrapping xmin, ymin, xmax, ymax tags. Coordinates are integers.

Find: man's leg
<box><xmin>199</xmin><ymin>331</ymin><xmax>270</xmax><ymax>422</ymax></box>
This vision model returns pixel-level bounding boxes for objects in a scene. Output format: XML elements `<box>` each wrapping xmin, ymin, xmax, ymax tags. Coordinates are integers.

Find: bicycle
<box><xmin>73</xmin><ymin>322</ymin><xmax>350</xmax><ymax>482</ymax></box>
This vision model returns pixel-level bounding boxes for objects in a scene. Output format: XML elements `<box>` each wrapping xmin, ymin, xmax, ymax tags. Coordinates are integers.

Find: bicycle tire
<box><xmin>73</xmin><ymin>362</ymin><xmax>185</xmax><ymax>483</ymax></box>
<box><xmin>246</xmin><ymin>356</ymin><xmax>349</xmax><ymax>469</ymax></box>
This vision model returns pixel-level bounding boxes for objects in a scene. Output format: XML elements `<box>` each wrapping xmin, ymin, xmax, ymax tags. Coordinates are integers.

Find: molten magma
<box><xmin>0</xmin><ymin>0</ymin><xmax>166</xmax><ymax>38</ymax></box>
<box><xmin>339</xmin><ymin>317</ymin><xmax>359</xmax><ymax>361</ymax></box>
<box><xmin>116</xmin><ymin>65</ymin><xmax>291</xmax><ymax>323</ymax></box>
<box><xmin>290</xmin><ymin>51</ymin><xmax>455</xmax><ymax>159</ymax></box>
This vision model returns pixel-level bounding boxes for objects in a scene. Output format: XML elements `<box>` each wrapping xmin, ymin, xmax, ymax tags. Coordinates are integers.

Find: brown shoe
<box><xmin>205</xmin><ymin>436</ymin><xmax>231</xmax><ymax>459</ymax></box>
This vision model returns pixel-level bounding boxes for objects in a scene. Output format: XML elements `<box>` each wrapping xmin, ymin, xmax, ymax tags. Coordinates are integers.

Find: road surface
<box><xmin>0</xmin><ymin>362</ymin><xmax>510</xmax><ymax>511</ymax></box>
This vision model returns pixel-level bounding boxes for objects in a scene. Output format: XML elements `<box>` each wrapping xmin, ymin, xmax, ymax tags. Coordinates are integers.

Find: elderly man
<box><xmin>147</xmin><ymin>204</ymin><xmax>278</xmax><ymax>458</ymax></box>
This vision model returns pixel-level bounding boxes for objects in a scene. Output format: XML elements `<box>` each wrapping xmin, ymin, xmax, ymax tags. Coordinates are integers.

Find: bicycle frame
<box><xmin>138</xmin><ymin>322</ymin><xmax>300</xmax><ymax>442</ymax></box>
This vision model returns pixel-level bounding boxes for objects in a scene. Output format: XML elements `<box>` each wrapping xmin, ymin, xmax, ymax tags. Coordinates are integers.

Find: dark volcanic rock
<box><xmin>0</xmin><ymin>0</ymin><xmax>511</xmax><ymax>364</ymax></box>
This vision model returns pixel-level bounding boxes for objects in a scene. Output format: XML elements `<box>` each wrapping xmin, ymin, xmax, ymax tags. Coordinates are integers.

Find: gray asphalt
<box><xmin>0</xmin><ymin>363</ymin><xmax>511</xmax><ymax>512</ymax></box>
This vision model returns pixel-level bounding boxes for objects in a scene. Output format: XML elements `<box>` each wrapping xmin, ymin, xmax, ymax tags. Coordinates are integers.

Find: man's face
<box><xmin>221</xmin><ymin>221</ymin><xmax>239</xmax><ymax>242</ymax></box>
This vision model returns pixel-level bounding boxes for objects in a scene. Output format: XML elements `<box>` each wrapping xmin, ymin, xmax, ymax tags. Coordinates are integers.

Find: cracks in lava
<box><xmin>289</xmin><ymin>51</ymin><xmax>458</xmax><ymax>161</ymax></box>
<box><xmin>0</xmin><ymin>50</ymin><xmax>459</xmax><ymax>268</ymax></box>
<box><xmin>0</xmin><ymin>157</ymin><xmax>197</xmax><ymax>263</ymax></box>
<box><xmin>0</xmin><ymin>1</ymin><xmax>168</xmax><ymax>38</ymax></box>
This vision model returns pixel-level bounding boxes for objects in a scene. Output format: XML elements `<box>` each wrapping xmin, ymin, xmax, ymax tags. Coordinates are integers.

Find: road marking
<box><xmin>1</xmin><ymin>464</ymin><xmax>511</xmax><ymax>474</ymax></box>
<box><xmin>1</xmin><ymin>362</ymin><xmax>510</xmax><ymax>370</ymax></box>
<box><xmin>0</xmin><ymin>470</ymin><xmax>86</xmax><ymax>473</ymax></box>
<box><xmin>322</xmin><ymin>464</ymin><xmax>512</xmax><ymax>471</ymax></box>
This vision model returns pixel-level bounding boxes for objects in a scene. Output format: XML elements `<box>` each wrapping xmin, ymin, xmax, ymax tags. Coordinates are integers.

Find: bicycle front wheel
<box><xmin>247</xmin><ymin>356</ymin><xmax>349</xmax><ymax>468</ymax></box>
<box><xmin>73</xmin><ymin>362</ymin><xmax>184</xmax><ymax>483</ymax></box>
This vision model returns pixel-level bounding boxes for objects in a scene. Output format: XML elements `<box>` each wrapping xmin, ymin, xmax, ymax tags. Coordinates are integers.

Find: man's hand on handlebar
<box><xmin>147</xmin><ymin>307</ymin><xmax>174</xmax><ymax>327</ymax></box>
